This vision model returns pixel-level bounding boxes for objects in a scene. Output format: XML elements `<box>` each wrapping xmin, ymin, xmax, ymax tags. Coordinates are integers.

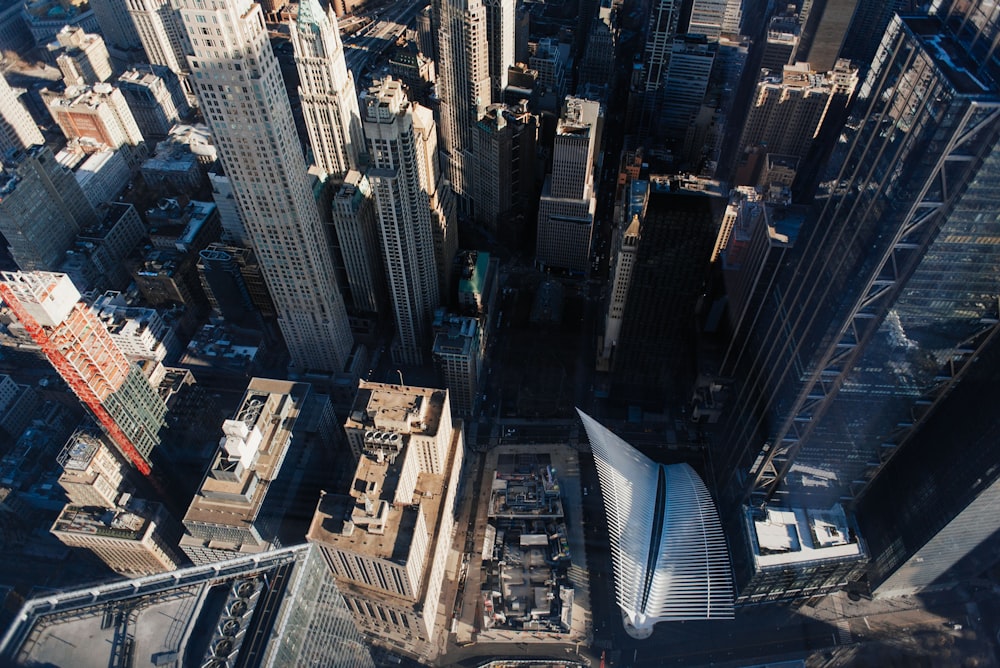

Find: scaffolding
<box><xmin>0</xmin><ymin>279</ymin><xmax>151</xmax><ymax>476</ymax></box>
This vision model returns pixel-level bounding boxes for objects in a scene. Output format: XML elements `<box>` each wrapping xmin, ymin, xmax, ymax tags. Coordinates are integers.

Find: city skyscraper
<box><xmin>330</xmin><ymin>170</ymin><xmax>389</xmax><ymax>316</ymax></box>
<box><xmin>736</xmin><ymin>61</ymin><xmax>857</xmax><ymax>166</ymax></box>
<box><xmin>715</xmin><ymin>8</ymin><xmax>1000</xmax><ymax>521</ymax></box>
<box><xmin>0</xmin><ymin>74</ymin><xmax>44</xmax><ymax>154</ymax></box>
<box><xmin>308</xmin><ymin>382</ymin><xmax>464</xmax><ymax>662</ymax></box>
<box><xmin>88</xmin><ymin>0</ymin><xmax>144</xmax><ymax>53</ymax></box>
<box><xmin>688</xmin><ymin>0</ymin><xmax>728</xmax><ymax>38</ymax></box>
<box><xmin>598</xmin><ymin>179</ymin><xmax>647</xmax><ymax>370</ymax></box>
<box><xmin>44</xmin><ymin>83</ymin><xmax>148</xmax><ymax>171</ymax></box>
<box><xmin>126</xmin><ymin>0</ymin><xmax>191</xmax><ymax>96</ymax></box>
<box><xmin>482</xmin><ymin>0</ymin><xmax>515</xmax><ymax>100</ymax></box>
<box><xmin>0</xmin><ymin>145</ymin><xmax>97</xmax><ymax>272</ymax></box>
<box><xmin>471</xmin><ymin>103</ymin><xmax>536</xmax><ymax>239</ymax></box>
<box><xmin>363</xmin><ymin>78</ymin><xmax>454</xmax><ymax>365</ymax></box>
<box><xmin>0</xmin><ymin>272</ymin><xmax>167</xmax><ymax>475</ymax></box>
<box><xmin>174</xmin><ymin>0</ymin><xmax>354</xmax><ymax>374</ymax></box>
<box><xmin>634</xmin><ymin>0</ymin><xmax>683</xmax><ymax>137</ymax></box>
<box><xmin>290</xmin><ymin>0</ymin><xmax>365</xmax><ymax>178</ymax></box>
<box><xmin>536</xmin><ymin>97</ymin><xmax>600</xmax><ymax>273</ymax></box>
<box><xmin>432</xmin><ymin>0</ymin><xmax>492</xmax><ymax>198</ymax></box>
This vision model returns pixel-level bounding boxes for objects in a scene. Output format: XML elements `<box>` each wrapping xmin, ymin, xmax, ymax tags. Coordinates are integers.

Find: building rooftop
<box><xmin>182</xmin><ymin>380</ymin><xmax>307</xmax><ymax>530</ymax></box>
<box><xmin>57</xmin><ymin>428</ymin><xmax>102</xmax><ymax>472</ymax></box>
<box><xmin>488</xmin><ymin>460</ymin><xmax>563</xmax><ymax>519</ymax></box>
<box><xmin>78</xmin><ymin>202</ymin><xmax>134</xmax><ymax>241</ymax></box>
<box><xmin>457</xmin><ymin>250</ymin><xmax>490</xmax><ymax>296</ymax></box>
<box><xmin>52</xmin><ymin>505</ymin><xmax>150</xmax><ymax>541</ymax></box>
<box><xmin>750</xmin><ymin>504</ymin><xmax>866</xmax><ymax>568</ymax></box>
<box><xmin>0</xmin><ymin>544</ymin><xmax>375</xmax><ymax>668</ymax></box>
<box><xmin>346</xmin><ymin>382</ymin><xmax>446</xmax><ymax>439</ymax></box>
<box><xmin>308</xmin><ymin>449</ymin><xmax>445</xmax><ymax>566</ymax></box>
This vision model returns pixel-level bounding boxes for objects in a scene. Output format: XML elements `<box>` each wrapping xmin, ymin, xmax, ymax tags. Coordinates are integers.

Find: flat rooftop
<box><xmin>751</xmin><ymin>504</ymin><xmax>866</xmax><ymax>568</ymax></box>
<box><xmin>347</xmin><ymin>382</ymin><xmax>446</xmax><ymax>438</ymax></box>
<box><xmin>307</xmin><ymin>445</ymin><xmax>447</xmax><ymax>565</ymax></box>
<box><xmin>182</xmin><ymin>380</ymin><xmax>307</xmax><ymax>529</ymax></box>
<box><xmin>52</xmin><ymin>505</ymin><xmax>149</xmax><ymax>541</ymax></box>
<box><xmin>0</xmin><ymin>545</ymin><xmax>373</xmax><ymax>668</ymax></box>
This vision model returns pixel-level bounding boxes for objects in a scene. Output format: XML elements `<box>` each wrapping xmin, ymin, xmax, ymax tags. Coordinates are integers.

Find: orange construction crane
<box><xmin>0</xmin><ymin>284</ymin><xmax>152</xmax><ymax>476</ymax></box>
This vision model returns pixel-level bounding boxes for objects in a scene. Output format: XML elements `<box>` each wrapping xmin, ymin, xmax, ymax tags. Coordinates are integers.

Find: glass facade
<box><xmin>717</xmin><ymin>13</ymin><xmax>1000</xmax><ymax>507</ymax></box>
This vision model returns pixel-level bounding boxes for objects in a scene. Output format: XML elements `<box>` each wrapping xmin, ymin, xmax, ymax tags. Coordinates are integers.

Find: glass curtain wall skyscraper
<box><xmin>716</xmin><ymin>7</ymin><xmax>1000</xmax><ymax>514</ymax></box>
<box><xmin>174</xmin><ymin>0</ymin><xmax>353</xmax><ymax>374</ymax></box>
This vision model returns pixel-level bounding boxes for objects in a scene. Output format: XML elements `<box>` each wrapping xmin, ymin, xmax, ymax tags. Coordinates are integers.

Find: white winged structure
<box><xmin>577</xmin><ymin>409</ymin><xmax>734</xmax><ymax>637</ymax></box>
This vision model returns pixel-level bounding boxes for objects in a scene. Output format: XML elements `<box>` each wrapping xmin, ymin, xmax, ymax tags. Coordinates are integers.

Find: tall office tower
<box><xmin>432</xmin><ymin>0</ymin><xmax>492</xmax><ymax>198</ymax></box>
<box><xmin>52</xmin><ymin>501</ymin><xmax>186</xmax><ymax>577</ymax></box>
<box><xmin>483</xmin><ymin>0</ymin><xmax>515</xmax><ymax>100</ymax></box>
<box><xmin>578</xmin><ymin>0</ymin><xmax>617</xmax><ymax>91</ymax></box>
<box><xmin>794</xmin><ymin>0</ymin><xmax>858</xmax><ymax>72</ymax></box>
<box><xmin>838</xmin><ymin>2</ymin><xmax>902</xmax><ymax>71</ymax></box>
<box><xmin>45</xmin><ymin>83</ymin><xmax>148</xmax><ymax>170</ymax></box>
<box><xmin>330</xmin><ymin>170</ymin><xmax>389</xmax><ymax>316</ymax></box>
<box><xmin>715</xmin><ymin>11</ymin><xmax>1000</xmax><ymax>523</ymax></box>
<box><xmin>88</xmin><ymin>0</ymin><xmax>143</xmax><ymax>53</ymax></box>
<box><xmin>57</xmin><ymin>428</ymin><xmax>131</xmax><ymax>508</ymax></box>
<box><xmin>416</xmin><ymin>5</ymin><xmax>435</xmax><ymax>59</ymax></box>
<box><xmin>577</xmin><ymin>410</ymin><xmax>733</xmax><ymax>637</ymax></box>
<box><xmin>118</xmin><ymin>66</ymin><xmax>190</xmax><ymax>142</ymax></box>
<box><xmin>308</xmin><ymin>382</ymin><xmax>465</xmax><ymax>662</ymax></box>
<box><xmin>721</xmin><ymin>0</ymin><xmax>742</xmax><ymax>35</ymax></box>
<box><xmin>536</xmin><ymin>97</ymin><xmax>600</xmax><ymax>273</ymax></box>
<box><xmin>857</xmin><ymin>333</ymin><xmax>1000</xmax><ymax>597</ymax></box>
<box><xmin>54</xmin><ymin>26</ymin><xmax>113</xmax><ymax>87</ymax></box>
<box><xmin>529</xmin><ymin>38</ymin><xmax>567</xmax><ymax>100</ymax></box>
<box><xmin>688</xmin><ymin>0</ymin><xmax>727</xmax><ymax>38</ymax></box>
<box><xmin>471</xmin><ymin>103</ymin><xmax>537</xmax><ymax>238</ymax></box>
<box><xmin>363</xmin><ymin>78</ymin><xmax>454</xmax><ymax>365</ymax></box>
<box><xmin>290</xmin><ymin>0</ymin><xmax>365</xmax><ymax>178</ymax></box>
<box><xmin>736</xmin><ymin>62</ymin><xmax>854</xmax><ymax>164</ymax></box>
<box><xmin>180</xmin><ymin>378</ymin><xmax>334</xmax><ymax>564</ymax></box>
<box><xmin>761</xmin><ymin>11</ymin><xmax>800</xmax><ymax>71</ymax></box>
<box><xmin>175</xmin><ymin>0</ymin><xmax>353</xmax><ymax>375</ymax></box>
<box><xmin>126</xmin><ymin>0</ymin><xmax>190</xmax><ymax>91</ymax></box>
<box><xmin>0</xmin><ymin>145</ymin><xmax>97</xmax><ymax>272</ymax></box>
<box><xmin>598</xmin><ymin>179</ymin><xmax>647</xmax><ymax>370</ymax></box>
<box><xmin>635</xmin><ymin>0</ymin><xmax>683</xmax><ymax>137</ymax></box>
<box><xmin>432</xmin><ymin>312</ymin><xmax>484</xmax><ymax>416</ymax></box>
<box><xmin>0</xmin><ymin>74</ymin><xmax>44</xmax><ymax>154</ymax></box>
<box><xmin>659</xmin><ymin>34</ymin><xmax>716</xmax><ymax>141</ymax></box>
<box><xmin>0</xmin><ymin>272</ymin><xmax>167</xmax><ymax>475</ymax></box>
<box><xmin>611</xmin><ymin>187</ymin><xmax>718</xmax><ymax>405</ymax></box>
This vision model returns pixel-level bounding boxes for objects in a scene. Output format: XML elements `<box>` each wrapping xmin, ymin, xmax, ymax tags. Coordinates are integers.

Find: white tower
<box><xmin>126</xmin><ymin>0</ymin><xmax>191</xmax><ymax>95</ymax></box>
<box><xmin>363</xmin><ymin>79</ymin><xmax>453</xmax><ymax>365</ymax></box>
<box><xmin>0</xmin><ymin>74</ymin><xmax>43</xmax><ymax>154</ymax></box>
<box><xmin>432</xmin><ymin>0</ymin><xmax>492</xmax><ymax>197</ymax></box>
<box><xmin>290</xmin><ymin>0</ymin><xmax>365</xmax><ymax>178</ymax></box>
<box><xmin>483</xmin><ymin>0</ymin><xmax>515</xmax><ymax>100</ymax></box>
<box><xmin>175</xmin><ymin>0</ymin><xmax>353</xmax><ymax>374</ymax></box>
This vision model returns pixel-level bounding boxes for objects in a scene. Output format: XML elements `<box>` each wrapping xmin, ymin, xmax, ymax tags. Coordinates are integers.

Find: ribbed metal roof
<box><xmin>577</xmin><ymin>409</ymin><xmax>734</xmax><ymax>637</ymax></box>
